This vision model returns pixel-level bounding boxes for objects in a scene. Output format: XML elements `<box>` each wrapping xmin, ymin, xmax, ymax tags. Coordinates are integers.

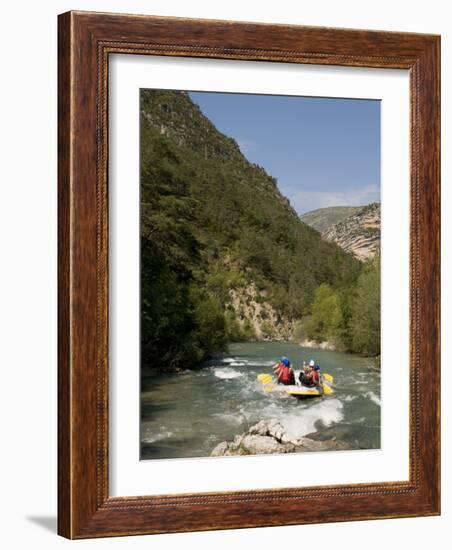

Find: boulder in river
<box><xmin>211</xmin><ymin>419</ymin><xmax>353</xmax><ymax>456</ymax></box>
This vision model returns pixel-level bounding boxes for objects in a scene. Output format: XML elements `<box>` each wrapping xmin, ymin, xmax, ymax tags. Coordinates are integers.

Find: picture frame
<box><xmin>58</xmin><ymin>10</ymin><xmax>440</xmax><ymax>539</ymax></box>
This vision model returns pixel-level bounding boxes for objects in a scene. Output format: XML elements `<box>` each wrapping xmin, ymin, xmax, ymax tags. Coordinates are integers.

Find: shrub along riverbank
<box><xmin>300</xmin><ymin>256</ymin><xmax>380</xmax><ymax>356</ymax></box>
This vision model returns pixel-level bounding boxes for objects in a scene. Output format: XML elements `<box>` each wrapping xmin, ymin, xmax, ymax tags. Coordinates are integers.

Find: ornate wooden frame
<box><xmin>58</xmin><ymin>11</ymin><xmax>440</xmax><ymax>538</ymax></box>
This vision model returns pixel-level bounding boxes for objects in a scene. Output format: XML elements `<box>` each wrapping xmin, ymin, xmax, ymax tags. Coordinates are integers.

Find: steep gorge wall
<box><xmin>321</xmin><ymin>202</ymin><xmax>380</xmax><ymax>261</ymax></box>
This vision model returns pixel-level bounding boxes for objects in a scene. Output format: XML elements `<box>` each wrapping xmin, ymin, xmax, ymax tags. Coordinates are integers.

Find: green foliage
<box><xmin>140</xmin><ymin>89</ymin><xmax>367</xmax><ymax>369</ymax></box>
<box><xmin>292</xmin><ymin>320</ymin><xmax>308</xmax><ymax>342</ymax></box>
<box><xmin>303</xmin><ymin>259</ymin><xmax>381</xmax><ymax>356</ymax></box>
<box><xmin>205</xmin><ymin>264</ymin><xmax>246</xmax><ymax>303</ymax></box>
<box><xmin>350</xmin><ymin>257</ymin><xmax>381</xmax><ymax>355</ymax></box>
<box><xmin>260</xmin><ymin>321</ymin><xmax>273</xmax><ymax>339</ymax></box>
<box><xmin>191</xmin><ymin>291</ymin><xmax>228</xmax><ymax>356</ymax></box>
<box><xmin>241</xmin><ymin>320</ymin><xmax>256</xmax><ymax>340</ymax></box>
<box><xmin>224</xmin><ymin>311</ymin><xmax>244</xmax><ymax>341</ymax></box>
<box><xmin>305</xmin><ymin>284</ymin><xmax>343</xmax><ymax>344</ymax></box>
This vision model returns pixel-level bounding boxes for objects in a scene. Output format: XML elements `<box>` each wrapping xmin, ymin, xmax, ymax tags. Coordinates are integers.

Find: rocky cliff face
<box><xmin>142</xmin><ymin>91</ymin><xmax>244</xmax><ymax>164</ymax></box>
<box><xmin>228</xmin><ymin>283</ymin><xmax>294</xmax><ymax>341</ymax></box>
<box><xmin>321</xmin><ymin>202</ymin><xmax>380</xmax><ymax>261</ymax></box>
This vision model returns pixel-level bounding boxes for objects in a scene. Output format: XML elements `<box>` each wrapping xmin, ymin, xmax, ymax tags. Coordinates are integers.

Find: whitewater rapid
<box><xmin>141</xmin><ymin>342</ymin><xmax>381</xmax><ymax>459</ymax></box>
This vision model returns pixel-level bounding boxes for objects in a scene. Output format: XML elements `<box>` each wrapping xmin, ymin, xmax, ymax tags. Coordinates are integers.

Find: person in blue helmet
<box><xmin>272</xmin><ymin>356</ymin><xmax>295</xmax><ymax>385</ymax></box>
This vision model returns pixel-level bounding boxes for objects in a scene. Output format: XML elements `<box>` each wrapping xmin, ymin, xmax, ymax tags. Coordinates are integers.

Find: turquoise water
<box><xmin>140</xmin><ymin>342</ymin><xmax>380</xmax><ymax>460</ymax></box>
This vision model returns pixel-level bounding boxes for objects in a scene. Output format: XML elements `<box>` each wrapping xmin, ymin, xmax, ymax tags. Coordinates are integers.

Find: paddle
<box><xmin>257</xmin><ymin>374</ymin><xmax>273</xmax><ymax>384</ymax></box>
<box><xmin>257</xmin><ymin>374</ymin><xmax>275</xmax><ymax>393</ymax></box>
<box><xmin>257</xmin><ymin>373</ymin><xmax>275</xmax><ymax>393</ymax></box>
<box><xmin>319</xmin><ymin>372</ymin><xmax>334</xmax><ymax>394</ymax></box>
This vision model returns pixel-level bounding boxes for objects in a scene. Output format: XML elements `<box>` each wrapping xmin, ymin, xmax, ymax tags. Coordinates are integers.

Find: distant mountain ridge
<box><xmin>301</xmin><ymin>206</ymin><xmax>363</xmax><ymax>233</ymax></box>
<box><xmin>321</xmin><ymin>202</ymin><xmax>380</xmax><ymax>261</ymax></box>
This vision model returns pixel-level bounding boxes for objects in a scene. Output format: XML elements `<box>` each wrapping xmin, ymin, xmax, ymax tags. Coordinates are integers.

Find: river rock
<box><xmin>248</xmin><ymin>419</ymin><xmax>285</xmax><ymax>441</ymax></box>
<box><xmin>211</xmin><ymin>441</ymin><xmax>231</xmax><ymax>457</ymax></box>
<box><xmin>298</xmin><ymin>338</ymin><xmax>336</xmax><ymax>351</ymax></box>
<box><xmin>241</xmin><ymin>435</ymin><xmax>296</xmax><ymax>454</ymax></box>
<box><xmin>211</xmin><ymin>419</ymin><xmax>352</xmax><ymax>456</ymax></box>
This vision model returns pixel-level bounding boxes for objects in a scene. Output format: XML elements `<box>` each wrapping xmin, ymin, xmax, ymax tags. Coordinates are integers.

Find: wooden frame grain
<box><xmin>58</xmin><ymin>10</ymin><xmax>440</xmax><ymax>539</ymax></box>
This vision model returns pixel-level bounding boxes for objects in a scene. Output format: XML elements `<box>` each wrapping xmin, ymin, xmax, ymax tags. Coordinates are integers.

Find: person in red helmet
<box><xmin>272</xmin><ymin>357</ymin><xmax>295</xmax><ymax>385</ymax></box>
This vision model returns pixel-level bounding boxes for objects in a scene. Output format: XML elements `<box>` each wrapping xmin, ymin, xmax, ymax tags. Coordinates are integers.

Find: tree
<box><xmin>350</xmin><ymin>257</ymin><xmax>380</xmax><ymax>356</ymax></box>
<box><xmin>305</xmin><ymin>283</ymin><xmax>343</xmax><ymax>343</ymax></box>
<box><xmin>192</xmin><ymin>292</ymin><xmax>228</xmax><ymax>355</ymax></box>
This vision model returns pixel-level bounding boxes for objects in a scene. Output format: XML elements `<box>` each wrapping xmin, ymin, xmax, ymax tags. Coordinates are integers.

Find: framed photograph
<box><xmin>58</xmin><ymin>11</ymin><xmax>440</xmax><ymax>538</ymax></box>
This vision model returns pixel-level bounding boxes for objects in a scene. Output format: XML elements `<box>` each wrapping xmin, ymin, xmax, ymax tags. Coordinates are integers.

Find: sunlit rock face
<box><xmin>321</xmin><ymin>202</ymin><xmax>380</xmax><ymax>261</ymax></box>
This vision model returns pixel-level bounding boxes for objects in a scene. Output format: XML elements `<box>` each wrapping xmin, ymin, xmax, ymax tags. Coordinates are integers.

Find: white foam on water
<box><xmin>211</xmin><ymin>412</ymin><xmax>243</xmax><ymax>425</ymax></box>
<box><xmin>342</xmin><ymin>395</ymin><xmax>357</xmax><ymax>402</ymax></box>
<box><xmin>239</xmin><ymin>383</ymin><xmax>256</xmax><ymax>398</ymax></box>
<box><xmin>365</xmin><ymin>391</ymin><xmax>381</xmax><ymax>406</ymax></box>
<box><xmin>142</xmin><ymin>430</ymin><xmax>173</xmax><ymax>444</ymax></box>
<box><xmin>213</xmin><ymin>368</ymin><xmax>243</xmax><ymax>380</ymax></box>
<box><xmin>250</xmin><ymin>360</ymin><xmax>275</xmax><ymax>367</ymax></box>
<box><xmin>278</xmin><ymin>398</ymin><xmax>345</xmax><ymax>439</ymax></box>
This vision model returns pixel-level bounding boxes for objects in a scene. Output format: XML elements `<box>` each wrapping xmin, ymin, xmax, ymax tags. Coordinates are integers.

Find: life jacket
<box><xmin>278</xmin><ymin>364</ymin><xmax>295</xmax><ymax>385</ymax></box>
<box><xmin>301</xmin><ymin>369</ymin><xmax>318</xmax><ymax>387</ymax></box>
<box><xmin>312</xmin><ymin>370</ymin><xmax>320</xmax><ymax>385</ymax></box>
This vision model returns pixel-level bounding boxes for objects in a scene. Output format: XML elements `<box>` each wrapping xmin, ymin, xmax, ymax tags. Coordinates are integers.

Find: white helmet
<box><xmin>309</xmin><ymin>360</ymin><xmax>315</xmax><ymax>367</ymax></box>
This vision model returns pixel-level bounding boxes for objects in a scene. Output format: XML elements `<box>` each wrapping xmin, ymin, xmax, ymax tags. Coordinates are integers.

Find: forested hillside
<box><xmin>140</xmin><ymin>90</ymin><xmax>371</xmax><ymax>370</ymax></box>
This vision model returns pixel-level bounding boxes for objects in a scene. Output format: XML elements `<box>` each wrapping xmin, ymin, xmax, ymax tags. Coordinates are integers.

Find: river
<box><xmin>140</xmin><ymin>342</ymin><xmax>381</xmax><ymax>460</ymax></box>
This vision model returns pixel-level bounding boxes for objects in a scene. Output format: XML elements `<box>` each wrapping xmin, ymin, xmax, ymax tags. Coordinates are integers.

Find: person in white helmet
<box><xmin>299</xmin><ymin>360</ymin><xmax>311</xmax><ymax>386</ymax></box>
<box><xmin>300</xmin><ymin>359</ymin><xmax>320</xmax><ymax>387</ymax></box>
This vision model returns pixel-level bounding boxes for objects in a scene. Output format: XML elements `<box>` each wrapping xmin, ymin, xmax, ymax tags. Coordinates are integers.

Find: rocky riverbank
<box><xmin>298</xmin><ymin>338</ymin><xmax>337</xmax><ymax>351</ymax></box>
<box><xmin>211</xmin><ymin>419</ymin><xmax>353</xmax><ymax>456</ymax></box>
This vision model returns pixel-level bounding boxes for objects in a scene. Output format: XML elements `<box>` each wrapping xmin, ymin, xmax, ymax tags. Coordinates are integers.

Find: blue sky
<box><xmin>189</xmin><ymin>91</ymin><xmax>380</xmax><ymax>215</ymax></box>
